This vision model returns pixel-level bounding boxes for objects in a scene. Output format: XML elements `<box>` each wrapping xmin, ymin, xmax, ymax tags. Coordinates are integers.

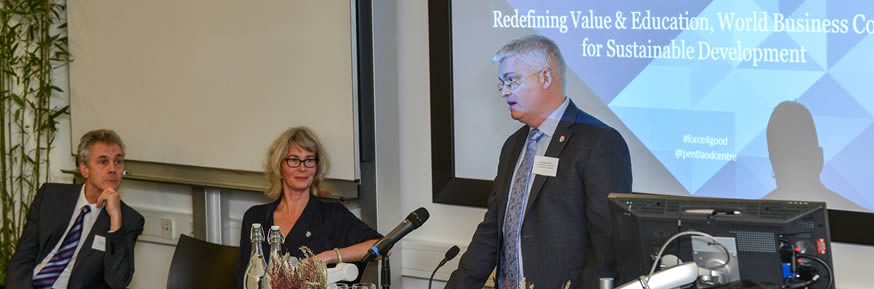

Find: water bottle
<box><xmin>244</xmin><ymin>223</ymin><xmax>268</xmax><ymax>289</ymax></box>
<box><xmin>264</xmin><ymin>225</ymin><xmax>285</xmax><ymax>288</ymax></box>
<box><xmin>268</xmin><ymin>225</ymin><xmax>285</xmax><ymax>269</ymax></box>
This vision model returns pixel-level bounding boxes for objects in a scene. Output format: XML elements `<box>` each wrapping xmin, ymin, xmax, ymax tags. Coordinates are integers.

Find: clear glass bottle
<box><xmin>265</xmin><ymin>225</ymin><xmax>285</xmax><ymax>288</ymax></box>
<box><xmin>244</xmin><ymin>223</ymin><xmax>268</xmax><ymax>289</ymax></box>
<box><xmin>268</xmin><ymin>225</ymin><xmax>285</xmax><ymax>269</ymax></box>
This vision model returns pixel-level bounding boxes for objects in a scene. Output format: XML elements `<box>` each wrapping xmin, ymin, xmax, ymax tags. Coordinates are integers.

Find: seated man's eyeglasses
<box><xmin>285</xmin><ymin>158</ymin><xmax>319</xmax><ymax>168</ymax></box>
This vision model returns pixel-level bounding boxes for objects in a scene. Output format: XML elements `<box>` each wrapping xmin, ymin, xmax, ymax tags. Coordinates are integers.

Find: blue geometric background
<box><xmin>508</xmin><ymin>0</ymin><xmax>873</xmax><ymax>210</ymax></box>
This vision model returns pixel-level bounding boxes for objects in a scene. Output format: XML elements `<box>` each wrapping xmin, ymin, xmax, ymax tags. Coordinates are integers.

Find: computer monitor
<box><xmin>609</xmin><ymin>193</ymin><xmax>834</xmax><ymax>289</ymax></box>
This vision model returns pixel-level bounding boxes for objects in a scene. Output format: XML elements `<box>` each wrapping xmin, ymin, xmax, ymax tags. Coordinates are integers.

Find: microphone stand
<box><xmin>428</xmin><ymin>262</ymin><xmax>440</xmax><ymax>289</ymax></box>
<box><xmin>429</xmin><ymin>246</ymin><xmax>460</xmax><ymax>289</ymax></box>
<box><xmin>380</xmin><ymin>257</ymin><xmax>391</xmax><ymax>289</ymax></box>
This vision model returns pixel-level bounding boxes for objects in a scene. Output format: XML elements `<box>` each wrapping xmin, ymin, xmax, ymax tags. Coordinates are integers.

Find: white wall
<box><xmin>372</xmin><ymin>0</ymin><xmax>405</xmax><ymax>286</ymax></box>
<box><xmin>391</xmin><ymin>0</ymin><xmax>495</xmax><ymax>287</ymax></box>
<box><xmin>119</xmin><ymin>180</ymin><xmax>194</xmax><ymax>288</ymax></box>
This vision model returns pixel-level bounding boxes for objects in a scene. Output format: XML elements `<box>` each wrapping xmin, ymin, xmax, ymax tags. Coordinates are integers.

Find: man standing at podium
<box><xmin>7</xmin><ymin>129</ymin><xmax>144</xmax><ymax>289</ymax></box>
<box><xmin>446</xmin><ymin>35</ymin><xmax>632</xmax><ymax>289</ymax></box>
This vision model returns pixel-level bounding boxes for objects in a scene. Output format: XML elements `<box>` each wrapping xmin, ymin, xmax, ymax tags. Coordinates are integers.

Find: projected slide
<box><xmin>451</xmin><ymin>0</ymin><xmax>873</xmax><ymax>211</ymax></box>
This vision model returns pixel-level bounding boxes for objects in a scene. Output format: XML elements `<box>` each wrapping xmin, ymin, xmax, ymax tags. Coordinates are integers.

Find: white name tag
<box><xmin>92</xmin><ymin>235</ymin><xmax>106</xmax><ymax>252</ymax></box>
<box><xmin>532</xmin><ymin>156</ymin><xmax>559</xmax><ymax>177</ymax></box>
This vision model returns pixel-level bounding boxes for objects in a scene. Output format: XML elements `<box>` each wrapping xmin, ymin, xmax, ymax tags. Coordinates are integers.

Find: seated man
<box><xmin>7</xmin><ymin>129</ymin><xmax>144</xmax><ymax>289</ymax></box>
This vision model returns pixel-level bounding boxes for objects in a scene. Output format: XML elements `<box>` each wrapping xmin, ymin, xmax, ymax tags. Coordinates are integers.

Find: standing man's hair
<box><xmin>493</xmin><ymin>34</ymin><xmax>567</xmax><ymax>90</ymax></box>
<box><xmin>77</xmin><ymin>129</ymin><xmax>126</xmax><ymax>165</ymax></box>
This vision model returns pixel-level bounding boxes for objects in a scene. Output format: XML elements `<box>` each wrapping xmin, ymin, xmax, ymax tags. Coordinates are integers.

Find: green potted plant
<box><xmin>0</xmin><ymin>0</ymin><xmax>71</xmax><ymax>285</ymax></box>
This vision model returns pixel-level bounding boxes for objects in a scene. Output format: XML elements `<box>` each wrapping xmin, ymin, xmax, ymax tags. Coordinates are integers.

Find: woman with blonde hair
<box><xmin>234</xmin><ymin>126</ymin><xmax>380</xmax><ymax>288</ymax></box>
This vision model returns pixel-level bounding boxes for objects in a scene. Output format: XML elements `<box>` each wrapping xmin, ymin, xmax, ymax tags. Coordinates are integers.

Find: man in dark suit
<box><xmin>446</xmin><ymin>35</ymin><xmax>632</xmax><ymax>289</ymax></box>
<box><xmin>7</xmin><ymin>129</ymin><xmax>144</xmax><ymax>289</ymax></box>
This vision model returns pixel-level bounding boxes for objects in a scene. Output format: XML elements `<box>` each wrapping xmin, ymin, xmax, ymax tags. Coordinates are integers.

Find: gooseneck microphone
<box><xmin>362</xmin><ymin>207</ymin><xmax>430</xmax><ymax>262</ymax></box>
<box><xmin>429</xmin><ymin>245</ymin><xmax>460</xmax><ymax>289</ymax></box>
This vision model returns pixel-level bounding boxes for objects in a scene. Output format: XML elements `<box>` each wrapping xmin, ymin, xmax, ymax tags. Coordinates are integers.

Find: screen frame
<box><xmin>429</xmin><ymin>0</ymin><xmax>493</xmax><ymax>207</ymax></box>
<box><xmin>425</xmin><ymin>0</ymin><xmax>874</xmax><ymax>246</ymax></box>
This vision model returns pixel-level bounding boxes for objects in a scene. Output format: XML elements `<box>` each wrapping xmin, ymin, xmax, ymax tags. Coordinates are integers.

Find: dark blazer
<box><xmin>446</xmin><ymin>100</ymin><xmax>632</xmax><ymax>289</ymax></box>
<box><xmin>233</xmin><ymin>197</ymin><xmax>382</xmax><ymax>289</ymax></box>
<box><xmin>6</xmin><ymin>183</ymin><xmax>144</xmax><ymax>289</ymax></box>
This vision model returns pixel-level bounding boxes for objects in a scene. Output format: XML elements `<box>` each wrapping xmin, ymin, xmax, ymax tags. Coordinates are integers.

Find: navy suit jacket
<box><xmin>6</xmin><ymin>183</ymin><xmax>144</xmax><ymax>289</ymax></box>
<box><xmin>447</xmin><ymin>100</ymin><xmax>632</xmax><ymax>289</ymax></box>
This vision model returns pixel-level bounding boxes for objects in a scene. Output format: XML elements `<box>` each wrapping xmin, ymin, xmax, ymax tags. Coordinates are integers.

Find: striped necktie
<box><xmin>32</xmin><ymin>205</ymin><xmax>91</xmax><ymax>289</ymax></box>
<box><xmin>500</xmin><ymin>128</ymin><xmax>543</xmax><ymax>288</ymax></box>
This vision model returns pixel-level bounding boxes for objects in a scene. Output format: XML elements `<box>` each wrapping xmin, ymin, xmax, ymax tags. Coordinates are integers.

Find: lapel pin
<box><xmin>559</xmin><ymin>135</ymin><xmax>566</xmax><ymax>143</ymax></box>
<box><xmin>306</xmin><ymin>231</ymin><xmax>311</xmax><ymax>238</ymax></box>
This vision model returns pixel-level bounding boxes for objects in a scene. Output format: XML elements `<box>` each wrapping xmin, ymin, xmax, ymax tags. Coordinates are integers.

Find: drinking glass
<box><xmin>352</xmin><ymin>283</ymin><xmax>377</xmax><ymax>289</ymax></box>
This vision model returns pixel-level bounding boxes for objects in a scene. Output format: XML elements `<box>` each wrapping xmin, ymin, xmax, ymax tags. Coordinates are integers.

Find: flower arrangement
<box><xmin>268</xmin><ymin>247</ymin><xmax>327</xmax><ymax>289</ymax></box>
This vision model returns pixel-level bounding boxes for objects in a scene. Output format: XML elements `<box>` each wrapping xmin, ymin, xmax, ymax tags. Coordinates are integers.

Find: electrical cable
<box><xmin>778</xmin><ymin>239</ymin><xmax>833</xmax><ymax>289</ymax></box>
<box><xmin>646</xmin><ymin>231</ymin><xmax>731</xmax><ymax>282</ymax></box>
<box><xmin>798</xmin><ymin>254</ymin><xmax>834</xmax><ymax>289</ymax></box>
<box><xmin>779</xmin><ymin>239</ymin><xmax>797</xmax><ymax>281</ymax></box>
<box><xmin>783</xmin><ymin>275</ymin><xmax>819</xmax><ymax>289</ymax></box>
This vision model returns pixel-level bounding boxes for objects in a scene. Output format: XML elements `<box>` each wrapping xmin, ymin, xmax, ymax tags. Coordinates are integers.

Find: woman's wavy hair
<box><xmin>264</xmin><ymin>126</ymin><xmax>329</xmax><ymax>199</ymax></box>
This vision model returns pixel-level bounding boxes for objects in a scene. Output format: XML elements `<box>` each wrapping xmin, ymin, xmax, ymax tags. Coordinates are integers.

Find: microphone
<box><xmin>428</xmin><ymin>245</ymin><xmax>460</xmax><ymax>289</ymax></box>
<box><xmin>362</xmin><ymin>207</ymin><xmax>429</xmax><ymax>262</ymax></box>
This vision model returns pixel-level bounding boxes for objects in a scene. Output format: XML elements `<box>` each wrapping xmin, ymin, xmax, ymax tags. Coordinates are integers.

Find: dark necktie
<box><xmin>32</xmin><ymin>205</ymin><xmax>91</xmax><ymax>289</ymax></box>
<box><xmin>500</xmin><ymin>128</ymin><xmax>544</xmax><ymax>288</ymax></box>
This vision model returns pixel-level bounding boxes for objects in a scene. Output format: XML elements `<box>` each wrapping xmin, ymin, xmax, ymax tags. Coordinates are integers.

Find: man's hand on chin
<box><xmin>97</xmin><ymin>187</ymin><xmax>123</xmax><ymax>232</ymax></box>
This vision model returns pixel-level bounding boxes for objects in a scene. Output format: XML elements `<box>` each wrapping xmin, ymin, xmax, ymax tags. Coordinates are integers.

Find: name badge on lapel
<box><xmin>92</xmin><ymin>235</ymin><xmax>106</xmax><ymax>252</ymax></box>
<box><xmin>532</xmin><ymin>156</ymin><xmax>559</xmax><ymax>177</ymax></box>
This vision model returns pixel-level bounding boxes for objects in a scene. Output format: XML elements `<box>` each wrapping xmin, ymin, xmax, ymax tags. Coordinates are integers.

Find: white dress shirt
<box><xmin>32</xmin><ymin>185</ymin><xmax>102</xmax><ymax>288</ymax></box>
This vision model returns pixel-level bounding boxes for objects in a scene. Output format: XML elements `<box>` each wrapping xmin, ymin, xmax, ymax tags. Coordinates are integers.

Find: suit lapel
<box><xmin>43</xmin><ymin>188</ymin><xmax>80</xmax><ymax>261</ymax></box>
<box><xmin>523</xmin><ymin>102</ymin><xmax>580</xmax><ymax>217</ymax></box>
<box><xmin>71</xmin><ymin>208</ymin><xmax>108</xmax><ymax>277</ymax></box>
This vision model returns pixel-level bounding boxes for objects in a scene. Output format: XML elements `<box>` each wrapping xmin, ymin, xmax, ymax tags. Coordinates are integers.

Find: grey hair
<box><xmin>493</xmin><ymin>34</ymin><xmax>567</xmax><ymax>91</ymax></box>
<box><xmin>77</xmin><ymin>129</ymin><xmax>126</xmax><ymax>164</ymax></box>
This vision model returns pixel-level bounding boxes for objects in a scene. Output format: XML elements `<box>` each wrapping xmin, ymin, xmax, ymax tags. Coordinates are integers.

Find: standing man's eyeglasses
<box><xmin>497</xmin><ymin>69</ymin><xmax>543</xmax><ymax>92</ymax></box>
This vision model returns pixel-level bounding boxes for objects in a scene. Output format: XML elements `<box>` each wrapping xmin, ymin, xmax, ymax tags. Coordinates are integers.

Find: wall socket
<box><xmin>138</xmin><ymin>210</ymin><xmax>192</xmax><ymax>245</ymax></box>
<box><xmin>160</xmin><ymin>217</ymin><xmax>175</xmax><ymax>239</ymax></box>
